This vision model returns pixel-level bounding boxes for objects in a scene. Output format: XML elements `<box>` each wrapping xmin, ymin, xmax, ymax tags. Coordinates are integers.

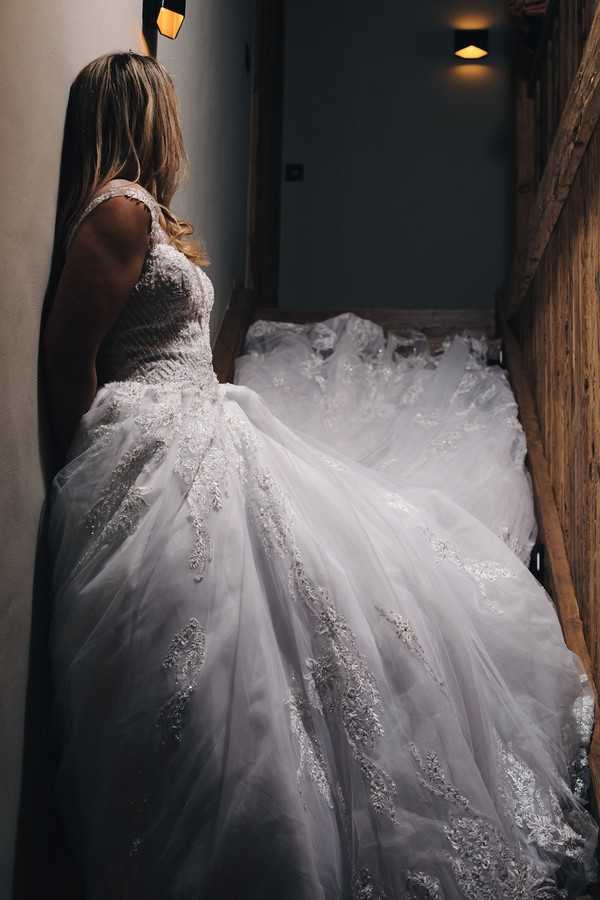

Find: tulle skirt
<box><xmin>48</xmin><ymin>354</ymin><xmax>597</xmax><ymax>898</ymax></box>
<box><xmin>235</xmin><ymin>314</ymin><xmax>537</xmax><ymax>564</ymax></box>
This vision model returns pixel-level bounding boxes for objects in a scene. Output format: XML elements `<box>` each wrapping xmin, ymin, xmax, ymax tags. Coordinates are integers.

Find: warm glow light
<box><xmin>454</xmin><ymin>29</ymin><xmax>489</xmax><ymax>61</ymax></box>
<box><xmin>156</xmin><ymin>8</ymin><xmax>184</xmax><ymax>39</ymax></box>
<box><xmin>451</xmin><ymin>63</ymin><xmax>491</xmax><ymax>83</ymax></box>
<box><xmin>455</xmin><ymin>44</ymin><xmax>488</xmax><ymax>60</ymax></box>
<box><xmin>452</xmin><ymin>15</ymin><xmax>491</xmax><ymax>30</ymax></box>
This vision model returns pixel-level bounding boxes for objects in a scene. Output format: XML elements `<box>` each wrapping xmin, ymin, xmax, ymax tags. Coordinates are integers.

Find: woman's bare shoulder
<box><xmin>69</xmin><ymin>192</ymin><xmax>152</xmax><ymax>262</ymax></box>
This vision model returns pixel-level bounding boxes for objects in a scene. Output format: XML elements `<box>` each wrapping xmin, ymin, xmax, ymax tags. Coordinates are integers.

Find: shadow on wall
<box><xmin>12</xmin><ymin>91</ymin><xmax>85</xmax><ymax>900</ymax></box>
<box><xmin>12</xmin><ymin>504</ymin><xmax>85</xmax><ymax>900</ymax></box>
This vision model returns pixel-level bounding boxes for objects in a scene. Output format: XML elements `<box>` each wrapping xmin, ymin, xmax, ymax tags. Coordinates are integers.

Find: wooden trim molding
<box><xmin>501</xmin><ymin>318</ymin><xmax>600</xmax><ymax>814</ymax></box>
<box><xmin>246</xmin><ymin>0</ymin><xmax>285</xmax><ymax>305</ymax></box>
<box><xmin>142</xmin><ymin>0</ymin><xmax>160</xmax><ymax>56</ymax></box>
<box><xmin>212</xmin><ymin>288</ymin><xmax>257</xmax><ymax>383</ymax></box>
<box><xmin>507</xmin><ymin>3</ymin><xmax>600</xmax><ymax>316</ymax></box>
<box><xmin>213</xmin><ymin>304</ymin><xmax>497</xmax><ymax>382</ymax></box>
<box><xmin>253</xmin><ymin>306</ymin><xmax>496</xmax><ymax>336</ymax></box>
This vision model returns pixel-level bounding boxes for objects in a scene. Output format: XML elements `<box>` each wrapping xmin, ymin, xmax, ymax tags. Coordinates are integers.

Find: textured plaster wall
<box><xmin>0</xmin><ymin>5</ymin><xmax>144</xmax><ymax>895</ymax></box>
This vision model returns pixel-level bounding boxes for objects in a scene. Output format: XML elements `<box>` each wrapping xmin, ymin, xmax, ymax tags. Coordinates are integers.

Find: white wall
<box><xmin>279</xmin><ymin>0</ymin><xmax>511</xmax><ymax>310</ymax></box>
<box><xmin>158</xmin><ymin>0</ymin><xmax>255</xmax><ymax>336</ymax></box>
<box><xmin>0</xmin><ymin>5</ymin><xmax>144</xmax><ymax>896</ymax></box>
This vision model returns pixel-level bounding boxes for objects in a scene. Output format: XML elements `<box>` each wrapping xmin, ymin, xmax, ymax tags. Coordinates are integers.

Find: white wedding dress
<box><xmin>48</xmin><ymin>180</ymin><xmax>598</xmax><ymax>900</ymax></box>
<box><xmin>235</xmin><ymin>315</ymin><xmax>537</xmax><ymax>565</ymax></box>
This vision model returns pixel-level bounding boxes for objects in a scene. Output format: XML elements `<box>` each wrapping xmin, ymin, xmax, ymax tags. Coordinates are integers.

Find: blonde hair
<box><xmin>56</xmin><ymin>51</ymin><xmax>209</xmax><ymax>266</ymax></box>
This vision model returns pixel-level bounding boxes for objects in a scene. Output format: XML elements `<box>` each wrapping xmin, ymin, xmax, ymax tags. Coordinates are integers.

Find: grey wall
<box><xmin>0</xmin><ymin>4</ymin><xmax>254</xmax><ymax>896</ymax></box>
<box><xmin>158</xmin><ymin>0</ymin><xmax>255</xmax><ymax>336</ymax></box>
<box><xmin>279</xmin><ymin>0</ymin><xmax>511</xmax><ymax>310</ymax></box>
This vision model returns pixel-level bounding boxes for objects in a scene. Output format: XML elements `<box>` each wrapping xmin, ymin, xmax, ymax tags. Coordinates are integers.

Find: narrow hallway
<box><xmin>2</xmin><ymin>1</ymin><xmax>600</xmax><ymax>898</ymax></box>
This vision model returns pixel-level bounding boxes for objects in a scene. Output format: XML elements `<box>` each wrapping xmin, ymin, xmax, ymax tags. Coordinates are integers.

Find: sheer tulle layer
<box><xmin>235</xmin><ymin>314</ymin><xmax>538</xmax><ymax>565</ymax></box>
<box><xmin>48</xmin><ymin>378</ymin><xmax>597</xmax><ymax>899</ymax></box>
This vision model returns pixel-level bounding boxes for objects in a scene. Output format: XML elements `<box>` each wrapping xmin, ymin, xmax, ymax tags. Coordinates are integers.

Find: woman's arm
<box><xmin>43</xmin><ymin>196</ymin><xmax>151</xmax><ymax>462</ymax></box>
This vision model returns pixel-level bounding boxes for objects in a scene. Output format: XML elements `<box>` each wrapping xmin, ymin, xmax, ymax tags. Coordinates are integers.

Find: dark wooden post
<box><xmin>512</xmin><ymin>74</ymin><xmax>536</xmax><ymax>266</ymax></box>
<box><xmin>246</xmin><ymin>0</ymin><xmax>285</xmax><ymax>307</ymax></box>
<box><xmin>142</xmin><ymin>0</ymin><xmax>160</xmax><ymax>57</ymax></box>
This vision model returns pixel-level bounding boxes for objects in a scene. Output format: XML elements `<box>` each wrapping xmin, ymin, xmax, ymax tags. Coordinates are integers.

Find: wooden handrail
<box><xmin>507</xmin><ymin>3</ymin><xmax>600</xmax><ymax>316</ymax></box>
<box><xmin>501</xmin><ymin>318</ymin><xmax>600</xmax><ymax>815</ymax></box>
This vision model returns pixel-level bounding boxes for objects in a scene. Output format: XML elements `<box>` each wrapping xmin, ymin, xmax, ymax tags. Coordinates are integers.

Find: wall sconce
<box><xmin>454</xmin><ymin>29</ymin><xmax>489</xmax><ymax>60</ymax></box>
<box><xmin>156</xmin><ymin>0</ymin><xmax>186</xmax><ymax>39</ymax></box>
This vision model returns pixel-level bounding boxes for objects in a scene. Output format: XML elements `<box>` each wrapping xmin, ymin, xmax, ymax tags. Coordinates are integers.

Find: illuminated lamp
<box><xmin>156</xmin><ymin>0</ymin><xmax>186</xmax><ymax>39</ymax></box>
<box><xmin>454</xmin><ymin>29</ymin><xmax>489</xmax><ymax>60</ymax></box>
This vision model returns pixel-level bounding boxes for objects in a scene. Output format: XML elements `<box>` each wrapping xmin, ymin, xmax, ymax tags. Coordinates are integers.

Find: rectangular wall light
<box><xmin>454</xmin><ymin>29</ymin><xmax>489</xmax><ymax>59</ymax></box>
<box><xmin>156</xmin><ymin>0</ymin><xmax>186</xmax><ymax>39</ymax></box>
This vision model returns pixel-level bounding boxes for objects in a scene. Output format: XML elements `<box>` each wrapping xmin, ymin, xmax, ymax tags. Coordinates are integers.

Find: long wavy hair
<box><xmin>55</xmin><ymin>51</ymin><xmax>209</xmax><ymax>267</ymax></box>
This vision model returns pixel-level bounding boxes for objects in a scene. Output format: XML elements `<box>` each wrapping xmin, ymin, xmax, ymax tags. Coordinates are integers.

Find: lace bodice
<box><xmin>66</xmin><ymin>179</ymin><xmax>218</xmax><ymax>392</ymax></box>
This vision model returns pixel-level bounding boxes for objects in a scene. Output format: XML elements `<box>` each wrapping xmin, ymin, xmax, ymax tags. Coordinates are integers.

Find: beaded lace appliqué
<box><xmin>228</xmin><ymin>406</ymin><xmax>399</xmax><ymax>824</ymax></box>
<box><xmin>171</xmin><ymin>396</ymin><xmax>232</xmax><ymax>581</ymax></box>
<box><xmin>157</xmin><ymin>617</ymin><xmax>207</xmax><ymax>743</ymax></box>
<box><xmin>352</xmin><ymin>867</ymin><xmax>387</xmax><ymax>899</ymax></box>
<box><xmin>75</xmin><ymin>434</ymin><xmax>167</xmax><ymax>570</ymax></box>
<box><xmin>421</xmin><ymin>522</ymin><xmax>514</xmax><ymax>616</ymax></box>
<box><xmin>286</xmin><ymin>679</ymin><xmax>333</xmax><ymax>808</ymax></box>
<box><xmin>306</xmin><ymin>601</ymin><xmax>400</xmax><ymax>824</ymax></box>
<box><xmin>568</xmin><ymin>673</ymin><xmax>595</xmax><ymax>802</ymax></box>
<box><xmin>406</xmin><ymin>871</ymin><xmax>444</xmax><ymax>899</ymax></box>
<box><xmin>84</xmin><ymin>439</ymin><xmax>167</xmax><ymax>537</ymax></box>
<box><xmin>496</xmin><ymin>734</ymin><xmax>587</xmax><ymax>862</ymax></box>
<box><xmin>376</xmin><ymin>605</ymin><xmax>446</xmax><ymax>690</ymax></box>
<box><xmin>80</xmin><ymin>381</ymin><xmax>232</xmax><ymax>585</ymax></box>
<box><xmin>409</xmin><ymin>743</ymin><xmax>470</xmax><ymax>810</ymax></box>
<box><xmin>442</xmin><ymin>815</ymin><xmax>568</xmax><ymax>900</ymax></box>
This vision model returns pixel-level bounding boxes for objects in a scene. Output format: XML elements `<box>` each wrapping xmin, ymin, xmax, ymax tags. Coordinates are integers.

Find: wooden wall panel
<box><xmin>508</xmin><ymin>1</ymin><xmax>600</xmax><ymax>314</ymax></box>
<box><xmin>530</xmin><ymin>0</ymin><xmax>599</xmax><ymax>181</ymax></box>
<box><xmin>516</xmin><ymin>119</ymin><xmax>600</xmax><ymax>683</ymax></box>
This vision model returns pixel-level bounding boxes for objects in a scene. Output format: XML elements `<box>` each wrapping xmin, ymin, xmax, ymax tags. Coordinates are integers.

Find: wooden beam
<box><xmin>512</xmin><ymin>73</ymin><xmax>537</xmax><ymax>262</ymax></box>
<box><xmin>501</xmin><ymin>319</ymin><xmax>600</xmax><ymax>813</ymax></box>
<box><xmin>215</xmin><ymin>305</ymin><xmax>497</xmax><ymax>386</ymax></box>
<box><xmin>507</xmin><ymin>4</ymin><xmax>600</xmax><ymax>316</ymax></box>
<box><xmin>141</xmin><ymin>0</ymin><xmax>160</xmax><ymax>57</ymax></box>
<box><xmin>253</xmin><ymin>306</ymin><xmax>497</xmax><ymax>337</ymax></box>
<box><xmin>246</xmin><ymin>0</ymin><xmax>285</xmax><ymax>305</ymax></box>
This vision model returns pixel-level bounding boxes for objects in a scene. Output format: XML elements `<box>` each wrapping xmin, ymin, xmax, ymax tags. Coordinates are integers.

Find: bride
<box><xmin>44</xmin><ymin>51</ymin><xmax>598</xmax><ymax>899</ymax></box>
